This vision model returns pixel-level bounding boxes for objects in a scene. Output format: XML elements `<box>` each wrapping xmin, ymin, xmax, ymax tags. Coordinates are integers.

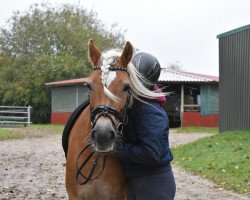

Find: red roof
<box><xmin>159</xmin><ymin>69</ymin><xmax>219</xmax><ymax>82</ymax></box>
<box><xmin>45</xmin><ymin>77</ymin><xmax>89</xmax><ymax>86</ymax></box>
<box><xmin>183</xmin><ymin>71</ymin><xmax>219</xmax><ymax>82</ymax></box>
<box><xmin>45</xmin><ymin>70</ymin><xmax>219</xmax><ymax>87</ymax></box>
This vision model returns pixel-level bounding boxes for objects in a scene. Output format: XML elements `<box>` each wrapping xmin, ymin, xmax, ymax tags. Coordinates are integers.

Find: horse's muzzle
<box><xmin>91</xmin><ymin>118</ymin><xmax>116</xmax><ymax>153</ymax></box>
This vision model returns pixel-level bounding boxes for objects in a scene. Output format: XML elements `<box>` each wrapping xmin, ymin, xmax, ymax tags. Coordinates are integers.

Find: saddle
<box><xmin>62</xmin><ymin>99</ymin><xmax>89</xmax><ymax>158</ymax></box>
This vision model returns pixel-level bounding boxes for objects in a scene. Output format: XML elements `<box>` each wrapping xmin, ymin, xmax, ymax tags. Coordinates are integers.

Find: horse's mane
<box><xmin>100</xmin><ymin>49</ymin><xmax>167</xmax><ymax>105</ymax></box>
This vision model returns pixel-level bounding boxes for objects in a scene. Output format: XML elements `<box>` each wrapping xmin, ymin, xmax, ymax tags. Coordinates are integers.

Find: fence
<box><xmin>0</xmin><ymin>106</ymin><xmax>32</xmax><ymax>126</ymax></box>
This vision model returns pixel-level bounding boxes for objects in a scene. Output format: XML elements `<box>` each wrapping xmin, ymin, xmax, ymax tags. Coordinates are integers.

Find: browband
<box><xmin>93</xmin><ymin>66</ymin><xmax>128</xmax><ymax>72</ymax></box>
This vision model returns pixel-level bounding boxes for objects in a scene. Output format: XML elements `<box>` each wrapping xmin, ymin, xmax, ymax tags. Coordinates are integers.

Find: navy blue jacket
<box><xmin>117</xmin><ymin>99</ymin><xmax>173</xmax><ymax>177</ymax></box>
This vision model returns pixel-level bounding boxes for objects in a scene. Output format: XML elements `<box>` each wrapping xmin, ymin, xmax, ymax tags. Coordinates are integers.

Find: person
<box><xmin>116</xmin><ymin>52</ymin><xmax>176</xmax><ymax>200</ymax></box>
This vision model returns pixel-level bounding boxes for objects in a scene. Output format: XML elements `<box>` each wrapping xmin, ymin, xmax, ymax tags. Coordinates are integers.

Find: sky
<box><xmin>1</xmin><ymin>0</ymin><xmax>250</xmax><ymax>76</ymax></box>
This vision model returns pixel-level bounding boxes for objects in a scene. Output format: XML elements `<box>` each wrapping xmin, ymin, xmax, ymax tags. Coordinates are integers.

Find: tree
<box><xmin>166</xmin><ymin>60</ymin><xmax>183</xmax><ymax>71</ymax></box>
<box><xmin>0</xmin><ymin>3</ymin><xmax>125</xmax><ymax>122</ymax></box>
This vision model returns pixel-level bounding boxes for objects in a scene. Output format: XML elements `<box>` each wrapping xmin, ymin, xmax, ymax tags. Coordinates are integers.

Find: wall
<box><xmin>50</xmin><ymin>84</ymin><xmax>89</xmax><ymax>124</ymax></box>
<box><xmin>218</xmin><ymin>26</ymin><xmax>250</xmax><ymax>132</ymax></box>
<box><xmin>183</xmin><ymin>112</ymin><xmax>218</xmax><ymax>127</ymax></box>
<box><xmin>51</xmin><ymin>112</ymin><xmax>72</xmax><ymax>124</ymax></box>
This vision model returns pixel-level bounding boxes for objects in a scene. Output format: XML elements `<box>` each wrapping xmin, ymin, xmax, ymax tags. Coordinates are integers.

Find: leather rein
<box><xmin>76</xmin><ymin>66</ymin><xmax>131</xmax><ymax>185</ymax></box>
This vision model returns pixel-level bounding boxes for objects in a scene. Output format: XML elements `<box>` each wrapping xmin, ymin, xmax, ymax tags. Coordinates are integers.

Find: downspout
<box><xmin>180</xmin><ymin>83</ymin><xmax>184</xmax><ymax>127</ymax></box>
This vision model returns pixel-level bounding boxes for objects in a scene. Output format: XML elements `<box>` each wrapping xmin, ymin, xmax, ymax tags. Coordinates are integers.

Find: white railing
<box><xmin>0</xmin><ymin>106</ymin><xmax>32</xmax><ymax>126</ymax></box>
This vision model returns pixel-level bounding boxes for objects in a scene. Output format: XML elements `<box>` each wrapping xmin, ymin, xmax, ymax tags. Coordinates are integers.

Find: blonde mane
<box><xmin>100</xmin><ymin>49</ymin><xmax>168</xmax><ymax>104</ymax></box>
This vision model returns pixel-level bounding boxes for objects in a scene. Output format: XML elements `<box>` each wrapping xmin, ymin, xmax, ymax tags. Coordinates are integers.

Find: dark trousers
<box><xmin>127</xmin><ymin>170</ymin><xmax>176</xmax><ymax>200</ymax></box>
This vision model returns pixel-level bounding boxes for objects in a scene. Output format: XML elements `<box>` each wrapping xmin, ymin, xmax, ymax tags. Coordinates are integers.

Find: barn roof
<box><xmin>159</xmin><ymin>69</ymin><xmax>219</xmax><ymax>83</ymax></box>
<box><xmin>45</xmin><ymin>77</ymin><xmax>89</xmax><ymax>86</ymax></box>
<box><xmin>217</xmin><ymin>24</ymin><xmax>250</xmax><ymax>39</ymax></box>
<box><xmin>45</xmin><ymin>69</ymin><xmax>218</xmax><ymax>86</ymax></box>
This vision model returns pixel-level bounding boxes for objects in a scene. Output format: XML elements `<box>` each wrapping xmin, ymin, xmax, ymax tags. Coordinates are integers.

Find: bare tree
<box><xmin>166</xmin><ymin>60</ymin><xmax>183</xmax><ymax>71</ymax></box>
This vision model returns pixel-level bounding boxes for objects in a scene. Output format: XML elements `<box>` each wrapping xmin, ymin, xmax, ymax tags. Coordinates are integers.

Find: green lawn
<box><xmin>175</xmin><ymin>126</ymin><xmax>218</xmax><ymax>133</ymax></box>
<box><xmin>173</xmin><ymin>131</ymin><xmax>250</xmax><ymax>194</ymax></box>
<box><xmin>28</xmin><ymin>124</ymin><xmax>65</xmax><ymax>132</ymax></box>
<box><xmin>0</xmin><ymin>128</ymin><xmax>24</xmax><ymax>140</ymax></box>
<box><xmin>0</xmin><ymin>124</ymin><xmax>65</xmax><ymax>140</ymax></box>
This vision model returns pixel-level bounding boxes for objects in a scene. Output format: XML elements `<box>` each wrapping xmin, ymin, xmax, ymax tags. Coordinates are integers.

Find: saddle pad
<box><xmin>62</xmin><ymin>99</ymin><xmax>89</xmax><ymax>158</ymax></box>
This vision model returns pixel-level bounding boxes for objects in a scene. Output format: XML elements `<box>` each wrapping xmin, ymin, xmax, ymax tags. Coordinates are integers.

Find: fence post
<box><xmin>27</xmin><ymin>106</ymin><xmax>32</xmax><ymax>125</ymax></box>
<box><xmin>0</xmin><ymin>105</ymin><xmax>32</xmax><ymax>126</ymax></box>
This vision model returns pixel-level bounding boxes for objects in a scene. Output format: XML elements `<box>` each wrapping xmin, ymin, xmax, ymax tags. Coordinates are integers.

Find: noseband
<box><xmin>90</xmin><ymin>105</ymin><xmax>124</xmax><ymax>134</ymax></box>
<box><xmin>76</xmin><ymin>66</ymin><xmax>131</xmax><ymax>185</ymax></box>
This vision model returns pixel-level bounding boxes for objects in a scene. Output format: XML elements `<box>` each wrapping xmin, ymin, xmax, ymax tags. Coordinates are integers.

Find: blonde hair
<box><xmin>100</xmin><ymin>49</ymin><xmax>168</xmax><ymax>103</ymax></box>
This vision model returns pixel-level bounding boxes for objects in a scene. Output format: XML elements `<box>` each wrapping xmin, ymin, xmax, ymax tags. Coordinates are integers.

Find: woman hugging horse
<box><xmin>64</xmin><ymin>40</ymin><xmax>175</xmax><ymax>200</ymax></box>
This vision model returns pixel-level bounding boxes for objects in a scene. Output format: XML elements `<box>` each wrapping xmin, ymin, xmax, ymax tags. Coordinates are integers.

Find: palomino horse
<box><xmin>64</xmin><ymin>40</ymin><xmax>164</xmax><ymax>200</ymax></box>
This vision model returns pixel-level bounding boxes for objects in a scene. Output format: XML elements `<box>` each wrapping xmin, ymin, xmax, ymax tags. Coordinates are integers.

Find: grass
<box><xmin>175</xmin><ymin>126</ymin><xmax>218</xmax><ymax>134</ymax></box>
<box><xmin>28</xmin><ymin>124</ymin><xmax>65</xmax><ymax>133</ymax></box>
<box><xmin>0</xmin><ymin>128</ymin><xmax>24</xmax><ymax>140</ymax></box>
<box><xmin>172</xmin><ymin>130</ymin><xmax>250</xmax><ymax>195</ymax></box>
<box><xmin>0</xmin><ymin>124</ymin><xmax>65</xmax><ymax>140</ymax></box>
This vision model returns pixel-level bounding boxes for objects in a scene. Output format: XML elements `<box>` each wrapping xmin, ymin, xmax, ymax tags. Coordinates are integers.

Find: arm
<box><xmin>117</xmin><ymin>101</ymin><xmax>168</xmax><ymax>165</ymax></box>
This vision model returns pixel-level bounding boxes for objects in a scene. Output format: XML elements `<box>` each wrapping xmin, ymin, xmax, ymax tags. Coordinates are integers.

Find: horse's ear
<box><xmin>121</xmin><ymin>41</ymin><xmax>133</xmax><ymax>66</ymax></box>
<box><xmin>88</xmin><ymin>39</ymin><xmax>102</xmax><ymax>66</ymax></box>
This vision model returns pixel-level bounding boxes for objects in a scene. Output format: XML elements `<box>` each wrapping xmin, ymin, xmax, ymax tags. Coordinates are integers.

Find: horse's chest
<box><xmin>77</xmin><ymin>179</ymin><xmax>126</xmax><ymax>200</ymax></box>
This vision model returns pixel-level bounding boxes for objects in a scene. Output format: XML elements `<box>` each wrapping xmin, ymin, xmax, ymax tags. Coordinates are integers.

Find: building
<box><xmin>46</xmin><ymin>70</ymin><xmax>219</xmax><ymax>126</ymax></box>
<box><xmin>45</xmin><ymin>78</ymin><xmax>89</xmax><ymax>124</ymax></box>
<box><xmin>217</xmin><ymin>24</ymin><xmax>250</xmax><ymax>132</ymax></box>
<box><xmin>159</xmin><ymin>69</ymin><xmax>219</xmax><ymax>127</ymax></box>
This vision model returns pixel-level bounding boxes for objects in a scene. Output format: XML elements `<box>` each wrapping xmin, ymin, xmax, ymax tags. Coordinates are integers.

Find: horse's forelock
<box><xmin>102</xmin><ymin>49</ymin><xmax>122</xmax><ymax>60</ymax></box>
<box><xmin>99</xmin><ymin>50</ymin><xmax>123</xmax><ymax>102</ymax></box>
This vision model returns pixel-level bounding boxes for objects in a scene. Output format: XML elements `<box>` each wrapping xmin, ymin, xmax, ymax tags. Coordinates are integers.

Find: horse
<box><xmin>64</xmin><ymin>40</ymin><xmax>165</xmax><ymax>200</ymax></box>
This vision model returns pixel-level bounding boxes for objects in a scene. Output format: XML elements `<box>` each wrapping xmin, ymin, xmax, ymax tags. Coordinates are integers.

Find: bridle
<box><xmin>90</xmin><ymin>65</ymin><xmax>131</xmax><ymax>136</ymax></box>
<box><xmin>76</xmin><ymin>66</ymin><xmax>131</xmax><ymax>185</ymax></box>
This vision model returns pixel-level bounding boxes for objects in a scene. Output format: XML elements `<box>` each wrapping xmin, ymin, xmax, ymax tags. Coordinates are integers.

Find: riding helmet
<box><xmin>131</xmin><ymin>52</ymin><xmax>161</xmax><ymax>89</ymax></box>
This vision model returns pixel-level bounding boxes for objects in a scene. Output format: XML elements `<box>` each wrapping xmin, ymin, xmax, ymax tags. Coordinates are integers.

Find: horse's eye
<box><xmin>123</xmin><ymin>84</ymin><xmax>130</xmax><ymax>92</ymax></box>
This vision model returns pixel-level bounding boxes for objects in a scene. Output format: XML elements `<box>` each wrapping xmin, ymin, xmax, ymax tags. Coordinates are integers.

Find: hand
<box><xmin>113</xmin><ymin>141</ymin><xmax>126</xmax><ymax>158</ymax></box>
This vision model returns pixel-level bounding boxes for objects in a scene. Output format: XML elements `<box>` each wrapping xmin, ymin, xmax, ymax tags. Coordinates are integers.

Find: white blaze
<box><xmin>100</xmin><ymin>65</ymin><xmax>117</xmax><ymax>87</ymax></box>
<box><xmin>106</xmin><ymin>71</ymin><xmax>116</xmax><ymax>87</ymax></box>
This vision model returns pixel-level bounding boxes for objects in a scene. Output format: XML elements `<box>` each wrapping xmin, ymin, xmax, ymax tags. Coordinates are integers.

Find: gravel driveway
<box><xmin>0</xmin><ymin>129</ymin><xmax>249</xmax><ymax>200</ymax></box>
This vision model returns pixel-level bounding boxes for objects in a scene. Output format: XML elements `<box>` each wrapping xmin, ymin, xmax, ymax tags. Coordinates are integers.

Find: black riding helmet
<box><xmin>131</xmin><ymin>52</ymin><xmax>161</xmax><ymax>89</ymax></box>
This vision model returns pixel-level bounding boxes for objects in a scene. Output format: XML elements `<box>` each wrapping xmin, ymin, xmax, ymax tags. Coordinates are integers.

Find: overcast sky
<box><xmin>1</xmin><ymin>0</ymin><xmax>250</xmax><ymax>76</ymax></box>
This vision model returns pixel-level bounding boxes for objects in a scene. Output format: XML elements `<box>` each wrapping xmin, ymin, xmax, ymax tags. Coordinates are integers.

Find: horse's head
<box><xmin>87</xmin><ymin>40</ymin><xmax>133</xmax><ymax>153</ymax></box>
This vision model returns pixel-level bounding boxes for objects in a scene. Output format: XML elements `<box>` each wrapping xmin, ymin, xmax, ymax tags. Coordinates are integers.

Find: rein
<box><xmin>76</xmin><ymin>66</ymin><xmax>131</xmax><ymax>185</ymax></box>
<box><xmin>76</xmin><ymin>144</ymin><xmax>108</xmax><ymax>185</ymax></box>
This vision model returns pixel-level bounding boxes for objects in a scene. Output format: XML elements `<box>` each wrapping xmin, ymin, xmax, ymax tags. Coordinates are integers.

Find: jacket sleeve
<box><xmin>117</xmin><ymin>101</ymin><xmax>168</xmax><ymax>165</ymax></box>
